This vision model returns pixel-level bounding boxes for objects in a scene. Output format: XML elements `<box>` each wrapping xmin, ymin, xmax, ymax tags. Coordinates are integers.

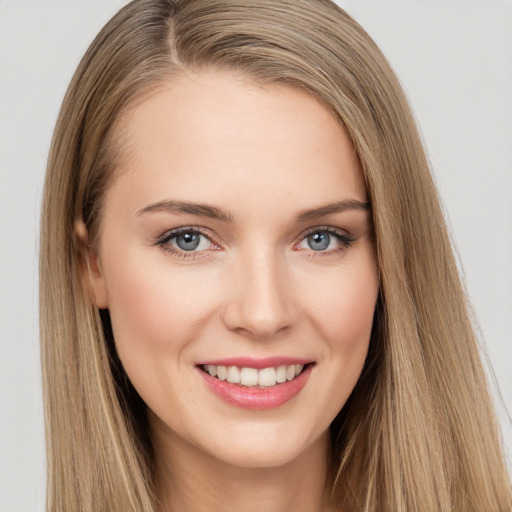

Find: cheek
<box><xmin>302</xmin><ymin>259</ymin><xmax>378</xmax><ymax>352</ymax></box>
<box><xmin>101</xmin><ymin>250</ymin><xmax>226</xmax><ymax>416</ymax></box>
<box><xmin>297</xmin><ymin>250</ymin><xmax>378</xmax><ymax>414</ymax></box>
<box><xmin>288</xmin><ymin>252</ymin><xmax>378</xmax><ymax>431</ymax></box>
<box><xmin>102</xmin><ymin>248</ymin><xmax>221</xmax><ymax>365</ymax></box>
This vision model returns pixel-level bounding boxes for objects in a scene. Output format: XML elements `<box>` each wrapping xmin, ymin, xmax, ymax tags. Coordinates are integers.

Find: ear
<box><xmin>75</xmin><ymin>220</ymin><xmax>109</xmax><ymax>308</ymax></box>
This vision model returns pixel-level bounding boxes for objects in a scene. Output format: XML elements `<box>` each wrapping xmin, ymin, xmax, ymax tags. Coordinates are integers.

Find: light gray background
<box><xmin>1</xmin><ymin>1</ymin><xmax>511</xmax><ymax>510</ymax></box>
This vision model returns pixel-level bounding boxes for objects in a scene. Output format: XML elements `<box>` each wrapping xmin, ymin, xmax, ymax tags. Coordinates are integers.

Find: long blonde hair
<box><xmin>40</xmin><ymin>1</ymin><xmax>512</xmax><ymax>510</ymax></box>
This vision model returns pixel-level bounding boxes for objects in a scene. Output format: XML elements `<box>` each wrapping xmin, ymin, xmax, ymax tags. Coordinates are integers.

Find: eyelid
<box><xmin>299</xmin><ymin>225</ymin><xmax>349</xmax><ymax>237</ymax></box>
<box><xmin>157</xmin><ymin>226</ymin><xmax>215</xmax><ymax>243</ymax></box>
<box><xmin>295</xmin><ymin>225</ymin><xmax>352</xmax><ymax>243</ymax></box>
<box><xmin>154</xmin><ymin>226</ymin><xmax>221</xmax><ymax>258</ymax></box>
<box><xmin>153</xmin><ymin>224</ymin><xmax>355</xmax><ymax>259</ymax></box>
<box><xmin>293</xmin><ymin>225</ymin><xmax>355</xmax><ymax>253</ymax></box>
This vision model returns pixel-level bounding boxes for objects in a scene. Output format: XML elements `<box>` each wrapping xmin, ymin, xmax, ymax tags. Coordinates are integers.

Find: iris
<box><xmin>307</xmin><ymin>232</ymin><xmax>331</xmax><ymax>251</ymax></box>
<box><xmin>176</xmin><ymin>232</ymin><xmax>201</xmax><ymax>251</ymax></box>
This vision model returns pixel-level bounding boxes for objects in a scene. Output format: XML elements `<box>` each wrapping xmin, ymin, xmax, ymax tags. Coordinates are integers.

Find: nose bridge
<box><xmin>223</xmin><ymin>245</ymin><xmax>294</xmax><ymax>338</ymax></box>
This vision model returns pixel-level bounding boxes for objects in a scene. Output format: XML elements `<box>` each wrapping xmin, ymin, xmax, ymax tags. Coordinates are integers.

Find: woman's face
<box><xmin>88</xmin><ymin>71</ymin><xmax>378</xmax><ymax>469</ymax></box>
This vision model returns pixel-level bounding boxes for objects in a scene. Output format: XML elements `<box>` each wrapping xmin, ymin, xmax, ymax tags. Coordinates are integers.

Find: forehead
<box><xmin>105</xmin><ymin>71</ymin><xmax>367</xmax><ymax>218</ymax></box>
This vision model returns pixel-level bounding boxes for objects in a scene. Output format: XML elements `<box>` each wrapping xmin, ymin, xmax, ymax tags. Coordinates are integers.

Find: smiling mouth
<box><xmin>200</xmin><ymin>364</ymin><xmax>309</xmax><ymax>388</ymax></box>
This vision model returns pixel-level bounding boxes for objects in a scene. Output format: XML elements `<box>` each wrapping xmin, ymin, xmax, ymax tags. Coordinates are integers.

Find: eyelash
<box><xmin>294</xmin><ymin>226</ymin><xmax>355</xmax><ymax>257</ymax></box>
<box><xmin>155</xmin><ymin>226</ymin><xmax>219</xmax><ymax>259</ymax></box>
<box><xmin>154</xmin><ymin>226</ymin><xmax>355</xmax><ymax>259</ymax></box>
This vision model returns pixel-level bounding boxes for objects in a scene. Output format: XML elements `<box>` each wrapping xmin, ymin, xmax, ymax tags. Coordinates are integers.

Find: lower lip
<box><xmin>197</xmin><ymin>365</ymin><xmax>313</xmax><ymax>410</ymax></box>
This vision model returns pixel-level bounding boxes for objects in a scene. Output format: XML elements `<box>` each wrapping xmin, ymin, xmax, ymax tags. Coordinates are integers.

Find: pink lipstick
<box><xmin>196</xmin><ymin>357</ymin><xmax>314</xmax><ymax>410</ymax></box>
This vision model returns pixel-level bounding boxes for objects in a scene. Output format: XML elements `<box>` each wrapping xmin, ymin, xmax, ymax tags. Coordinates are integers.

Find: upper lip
<box><xmin>196</xmin><ymin>356</ymin><xmax>313</xmax><ymax>369</ymax></box>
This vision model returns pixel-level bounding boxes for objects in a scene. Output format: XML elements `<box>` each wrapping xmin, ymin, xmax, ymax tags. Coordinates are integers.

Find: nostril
<box><xmin>230</xmin><ymin>323</ymin><xmax>291</xmax><ymax>340</ymax></box>
<box><xmin>221</xmin><ymin>266</ymin><xmax>296</xmax><ymax>338</ymax></box>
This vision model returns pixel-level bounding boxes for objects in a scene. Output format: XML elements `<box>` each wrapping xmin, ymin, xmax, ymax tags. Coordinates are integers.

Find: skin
<box><xmin>83</xmin><ymin>71</ymin><xmax>379</xmax><ymax>512</ymax></box>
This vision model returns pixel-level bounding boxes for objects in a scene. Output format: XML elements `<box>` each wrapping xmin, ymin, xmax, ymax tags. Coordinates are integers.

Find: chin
<box><xmin>197</xmin><ymin>423</ymin><xmax>327</xmax><ymax>470</ymax></box>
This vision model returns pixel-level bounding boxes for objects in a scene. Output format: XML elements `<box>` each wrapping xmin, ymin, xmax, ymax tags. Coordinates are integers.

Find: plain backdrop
<box><xmin>1</xmin><ymin>1</ymin><xmax>511</xmax><ymax>510</ymax></box>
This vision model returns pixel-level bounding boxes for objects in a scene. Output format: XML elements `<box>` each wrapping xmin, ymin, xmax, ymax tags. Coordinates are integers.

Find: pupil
<box><xmin>176</xmin><ymin>232</ymin><xmax>200</xmax><ymax>251</ymax></box>
<box><xmin>308</xmin><ymin>232</ymin><xmax>330</xmax><ymax>251</ymax></box>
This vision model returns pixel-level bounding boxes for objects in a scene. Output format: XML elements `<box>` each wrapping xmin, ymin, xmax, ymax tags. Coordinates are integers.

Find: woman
<box><xmin>39</xmin><ymin>0</ymin><xmax>512</xmax><ymax>510</ymax></box>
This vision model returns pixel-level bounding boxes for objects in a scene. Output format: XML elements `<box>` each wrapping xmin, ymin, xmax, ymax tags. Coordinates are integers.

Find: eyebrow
<box><xmin>137</xmin><ymin>200</ymin><xmax>234</xmax><ymax>222</ymax></box>
<box><xmin>137</xmin><ymin>198</ymin><xmax>370</xmax><ymax>222</ymax></box>
<box><xmin>296</xmin><ymin>199</ymin><xmax>370</xmax><ymax>221</ymax></box>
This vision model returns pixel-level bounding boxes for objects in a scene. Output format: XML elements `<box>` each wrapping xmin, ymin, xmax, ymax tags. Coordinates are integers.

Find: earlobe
<box><xmin>74</xmin><ymin>220</ymin><xmax>109</xmax><ymax>309</ymax></box>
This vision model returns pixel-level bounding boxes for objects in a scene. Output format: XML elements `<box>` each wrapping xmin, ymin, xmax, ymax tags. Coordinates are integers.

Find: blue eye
<box><xmin>157</xmin><ymin>228</ymin><xmax>214</xmax><ymax>254</ymax></box>
<box><xmin>175</xmin><ymin>232</ymin><xmax>201</xmax><ymax>251</ymax></box>
<box><xmin>297</xmin><ymin>228</ymin><xmax>354</xmax><ymax>253</ymax></box>
<box><xmin>307</xmin><ymin>232</ymin><xmax>331</xmax><ymax>251</ymax></box>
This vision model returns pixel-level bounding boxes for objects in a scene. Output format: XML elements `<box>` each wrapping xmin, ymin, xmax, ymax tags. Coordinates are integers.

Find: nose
<box><xmin>222</xmin><ymin>249</ymin><xmax>296</xmax><ymax>339</ymax></box>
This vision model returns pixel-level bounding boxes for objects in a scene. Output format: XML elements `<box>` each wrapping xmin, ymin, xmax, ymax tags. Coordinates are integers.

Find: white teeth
<box><xmin>258</xmin><ymin>367</ymin><xmax>276</xmax><ymax>387</ymax></box>
<box><xmin>227</xmin><ymin>366</ymin><xmax>241</xmax><ymax>384</ymax></box>
<box><xmin>203</xmin><ymin>363</ymin><xmax>307</xmax><ymax>387</ymax></box>
<box><xmin>217</xmin><ymin>366</ymin><xmax>227</xmax><ymax>381</ymax></box>
<box><xmin>240</xmin><ymin>367</ymin><xmax>258</xmax><ymax>386</ymax></box>
<box><xmin>276</xmin><ymin>365</ymin><xmax>287</xmax><ymax>383</ymax></box>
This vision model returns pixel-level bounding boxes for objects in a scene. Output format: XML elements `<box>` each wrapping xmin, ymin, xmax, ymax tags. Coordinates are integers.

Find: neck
<box><xmin>152</xmin><ymin>423</ymin><xmax>331</xmax><ymax>512</ymax></box>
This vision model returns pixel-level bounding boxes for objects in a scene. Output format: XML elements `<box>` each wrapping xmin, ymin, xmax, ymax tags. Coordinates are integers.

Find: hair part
<box><xmin>40</xmin><ymin>1</ymin><xmax>512</xmax><ymax>511</ymax></box>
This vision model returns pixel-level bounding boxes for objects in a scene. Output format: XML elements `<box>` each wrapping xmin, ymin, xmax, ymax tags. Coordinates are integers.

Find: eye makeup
<box><xmin>152</xmin><ymin>223</ymin><xmax>357</xmax><ymax>261</ymax></box>
<box><xmin>154</xmin><ymin>226</ymin><xmax>221</xmax><ymax>259</ymax></box>
<box><xmin>293</xmin><ymin>226</ymin><xmax>355</xmax><ymax>256</ymax></box>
